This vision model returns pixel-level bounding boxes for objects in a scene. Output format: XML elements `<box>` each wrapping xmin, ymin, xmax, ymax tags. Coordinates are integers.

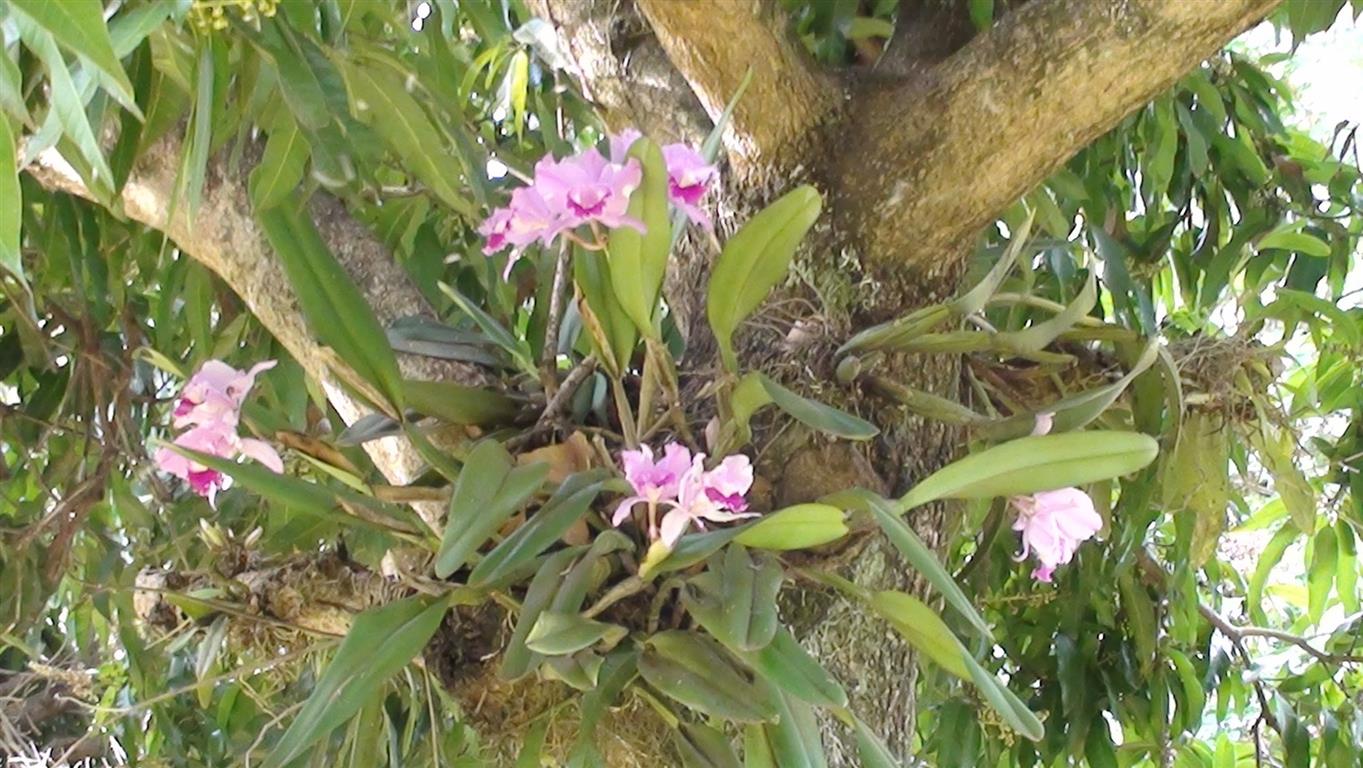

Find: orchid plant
<box><xmin>147</xmin><ymin>127</ymin><xmax>1158</xmax><ymax>765</ymax></box>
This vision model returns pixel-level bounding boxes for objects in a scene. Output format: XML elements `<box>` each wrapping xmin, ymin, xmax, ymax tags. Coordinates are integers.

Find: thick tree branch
<box><xmin>839</xmin><ymin>0</ymin><xmax>1281</xmax><ymax>282</ymax></box>
<box><xmin>877</xmin><ymin>0</ymin><xmax>979</xmax><ymax>76</ymax></box>
<box><xmin>526</xmin><ymin>0</ymin><xmax>711</xmax><ymax>146</ymax></box>
<box><xmin>633</xmin><ymin>0</ymin><xmax>842</xmax><ymax>175</ymax></box>
<box><xmin>27</xmin><ymin>137</ymin><xmax>489</xmax><ymax>495</ymax></box>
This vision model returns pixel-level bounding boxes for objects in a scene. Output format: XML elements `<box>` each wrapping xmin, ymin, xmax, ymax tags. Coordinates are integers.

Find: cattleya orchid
<box><xmin>613</xmin><ymin>442</ymin><xmax>756</xmax><ymax>548</ymax></box>
<box><xmin>1011</xmin><ymin>412</ymin><xmax>1102</xmax><ymax>582</ymax></box>
<box><xmin>660</xmin><ymin>143</ymin><xmax>718</xmax><ymax>227</ymax></box>
<box><xmin>154</xmin><ymin>360</ymin><xmax>283</xmax><ymax>503</ymax></box>
<box><xmin>481</xmin><ymin>129</ymin><xmax>718</xmax><ymax>271</ymax></box>
<box><xmin>534</xmin><ymin>150</ymin><xmax>644</xmax><ymax>232</ymax></box>
<box><xmin>1011</xmin><ymin>488</ymin><xmax>1103</xmax><ymax>582</ymax></box>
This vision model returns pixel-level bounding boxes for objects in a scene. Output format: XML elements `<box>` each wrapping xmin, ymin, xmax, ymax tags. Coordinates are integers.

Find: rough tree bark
<box><xmin>25</xmin><ymin>0</ymin><xmax>1281</xmax><ymax>762</ymax></box>
<box><xmin>27</xmin><ymin>140</ymin><xmax>489</xmax><ymax>525</ymax></box>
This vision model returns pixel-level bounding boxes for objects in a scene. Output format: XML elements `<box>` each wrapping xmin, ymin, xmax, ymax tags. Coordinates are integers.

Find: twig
<box><xmin>83</xmin><ymin>642</ymin><xmax>328</xmax><ymax>719</ymax></box>
<box><xmin>1197</xmin><ymin>605</ymin><xmax>1363</xmax><ymax>665</ymax></box>
<box><xmin>506</xmin><ymin>357</ymin><xmax>598</xmax><ymax>451</ymax></box>
<box><xmin>539</xmin><ymin>356</ymin><xmax>598</xmax><ymax>426</ymax></box>
<box><xmin>244</xmin><ymin>700</ymin><xmax>307</xmax><ymax>768</ymax></box>
<box><xmin>541</xmin><ymin>243</ymin><xmax>573</xmax><ymax>399</ymax></box>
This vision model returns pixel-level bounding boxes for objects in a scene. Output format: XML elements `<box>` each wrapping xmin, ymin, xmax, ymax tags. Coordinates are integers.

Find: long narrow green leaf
<box><xmin>250</xmin><ymin>113</ymin><xmax>311</xmax><ymax>210</ymax></box>
<box><xmin>949</xmin><ymin>208</ymin><xmax>1035</xmax><ymax>316</ymax></box>
<box><xmin>10</xmin><ymin>0</ymin><xmax>142</xmax><ymax>118</ymax></box>
<box><xmin>180</xmin><ymin>43</ymin><xmax>213</xmax><ymax>213</ymax></box>
<box><xmin>607</xmin><ymin>137</ymin><xmax>670</xmax><ymax>336</ymax></box>
<box><xmin>469</xmin><ymin>472</ymin><xmax>607</xmax><ymax>587</ymax></box>
<box><xmin>962</xmin><ymin>653</ymin><xmax>1044</xmax><ymax>741</ymax></box>
<box><xmin>435</xmin><ymin>442</ymin><xmax>548</xmax><ymax>577</ymax></box>
<box><xmin>258</xmin><ymin>202</ymin><xmax>405</xmax><ymax>410</ymax></box>
<box><xmin>761</xmin><ymin>685</ymin><xmax>826</xmax><ymax>768</ymax></box>
<box><xmin>438</xmin><ymin>282</ymin><xmax>536</xmax><ymax>374</ymax></box>
<box><xmin>0</xmin><ymin>46</ymin><xmax>31</xmax><ymax>125</ymax></box>
<box><xmin>572</xmin><ymin>246</ymin><xmax>638</xmax><ymax>376</ymax></box>
<box><xmin>402</xmin><ymin>379</ymin><xmax>519</xmax><ymax>426</ymax></box>
<box><xmin>524</xmin><ymin>612</ymin><xmax>626</xmax><ymax>656</ymax></box>
<box><xmin>859</xmin><ymin>492</ymin><xmax>992</xmax><ymax>639</ymax></box>
<box><xmin>850</xmin><ymin>714</ymin><xmax>902</xmax><ymax>768</ymax></box>
<box><xmin>734</xmin><ymin>504</ymin><xmax>847</xmax><ymax>551</ymax></box>
<box><xmin>263</xmin><ymin>595</ymin><xmax>450</xmax><ymax>768</ymax></box>
<box><xmin>341</xmin><ymin>61</ymin><xmax>475</xmax><ymax>217</ymax></box>
<box><xmin>737</xmin><ymin>627</ymin><xmax>847</xmax><ymax>709</ymax></box>
<box><xmin>166</xmin><ymin>445</ymin><xmax>419</xmax><ymax>537</ymax></box>
<box><xmin>675</xmin><ymin>722</ymin><xmax>743</xmax><ymax>768</ymax></box>
<box><xmin>899</xmin><ymin>431</ymin><xmax>1158</xmax><ymax>510</ymax></box>
<box><xmin>869</xmin><ymin>590</ymin><xmax>970</xmax><ymax>679</ymax></box>
<box><xmin>0</xmin><ymin>117</ymin><xmax>22</xmax><ymax>290</ymax></box>
<box><xmin>500</xmin><ymin>547</ymin><xmax>586</xmax><ymax>680</ymax></box>
<box><xmin>721</xmin><ymin>546</ymin><xmax>781</xmax><ymax>652</ymax></box>
<box><xmin>434</xmin><ymin>439</ymin><xmax>511</xmax><ymax>576</ymax></box>
<box><xmin>638</xmin><ymin>631</ymin><xmax>776</xmax><ymax>723</ymax></box>
<box><xmin>14</xmin><ymin>17</ymin><xmax>115</xmax><ymax>188</ymax></box>
<box><xmin>995</xmin><ymin>270</ymin><xmax>1097</xmax><ymax>354</ymax></box>
<box><xmin>759</xmin><ymin>374</ymin><xmax>878</xmax><ymax>440</ymax></box>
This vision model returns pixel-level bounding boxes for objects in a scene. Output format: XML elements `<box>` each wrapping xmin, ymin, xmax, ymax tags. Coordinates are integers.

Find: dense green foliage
<box><xmin>1</xmin><ymin>0</ymin><xmax>1362</xmax><ymax>766</ymax></box>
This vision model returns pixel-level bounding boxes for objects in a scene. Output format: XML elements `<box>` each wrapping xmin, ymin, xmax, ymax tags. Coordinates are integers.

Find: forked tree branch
<box><xmin>877</xmin><ymin>0</ymin><xmax>978</xmax><ymax>76</ymax></box>
<box><xmin>526</xmin><ymin>0</ymin><xmax>712</xmax><ymax>146</ymax></box>
<box><xmin>633</xmin><ymin>0</ymin><xmax>843</xmax><ymax>175</ymax></box>
<box><xmin>838</xmin><ymin>0</ymin><xmax>1282</xmax><ymax>279</ymax></box>
<box><xmin>27</xmin><ymin>136</ymin><xmax>489</xmax><ymax>496</ymax></box>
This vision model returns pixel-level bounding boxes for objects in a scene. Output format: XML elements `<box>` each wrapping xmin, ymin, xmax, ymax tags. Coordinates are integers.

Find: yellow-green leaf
<box><xmin>900</xmin><ymin>431</ymin><xmax>1158</xmax><ymax>510</ymax></box>
<box><xmin>608</xmin><ymin>137</ymin><xmax>670</xmax><ymax>337</ymax></box>
<box><xmin>869</xmin><ymin>590</ymin><xmax>970</xmax><ymax>679</ymax></box>
<box><xmin>707</xmin><ymin>186</ymin><xmax>821</xmax><ymax>372</ymax></box>
<box><xmin>734</xmin><ymin>504</ymin><xmax>847</xmax><ymax>550</ymax></box>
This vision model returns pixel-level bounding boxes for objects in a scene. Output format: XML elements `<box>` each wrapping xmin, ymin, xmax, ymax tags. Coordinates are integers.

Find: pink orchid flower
<box><xmin>154</xmin><ymin>422</ymin><xmax>284</xmax><ymax>504</ymax></box>
<box><xmin>1011</xmin><ymin>488</ymin><xmax>1102</xmax><ymax>582</ymax></box>
<box><xmin>1012</xmin><ymin>411</ymin><xmax>1100</xmax><ymax>581</ymax></box>
<box><xmin>612</xmin><ymin>442</ymin><xmax>757</xmax><ymax>548</ymax></box>
<box><xmin>479</xmin><ymin>129</ymin><xmax>722</xmax><ymax>258</ymax></box>
<box><xmin>612</xmin><ymin>443</ymin><xmax>694</xmax><ymax>526</ymax></box>
<box><xmin>478</xmin><ymin>206</ymin><xmax>515</xmax><ymax>256</ymax></box>
<box><xmin>660</xmin><ymin>143</ymin><xmax>717</xmax><ymax>228</ymax></box>
<box><xmin>534</xmin><ymin>149</ymin><xmax>644</xmax><ymax>233</ymax></box>
<box><xmin>154</xmin><ymin>359</ymin><xmax>283</xmax><ymax>503</ymax></box>
<box><xmin>487</xmin><ymin>185</ymin><xmax>572</xmax><ymax>278</ymax></box>
<box><xmin>610</xmin><ymin>130</ymin><xmax>718</xmax><ymax>228</ymax></box>
<box><xmin>657</xmin><ymin>453</ymin><xmax>756</xmax><ymax>547</ymax></box>
<box><xmin>173</xmin><ymin>360</ymin><xmax>276</xmax><ymax>429</ymax></box>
